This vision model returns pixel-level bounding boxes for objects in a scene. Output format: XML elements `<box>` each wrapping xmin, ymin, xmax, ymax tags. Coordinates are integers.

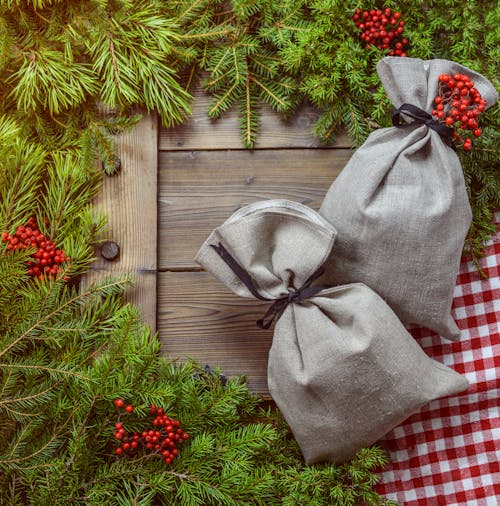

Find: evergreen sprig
<box><xmin>462</xmin><ymin>120</ymin><xmax>500</xmax><ymax>274</ymax></box>
<box><xmin>199</xmin><ymin>0</ymin><xmax>305</xmax><ymax>147</ymax></box>
<box><xmin>0</xmin><ymin>0</ymin><xmax>194</xmax><ymax>168</ymax></box>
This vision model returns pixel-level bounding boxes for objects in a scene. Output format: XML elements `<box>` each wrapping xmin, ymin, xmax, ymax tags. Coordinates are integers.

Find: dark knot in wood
<box><xmin>100</xmin><ymin>241</ymin><xmax>120</xmax><ymax>261</ymax></box>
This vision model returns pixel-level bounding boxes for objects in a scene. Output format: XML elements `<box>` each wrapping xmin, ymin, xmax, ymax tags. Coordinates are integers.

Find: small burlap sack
<box><xmin>196</xmin><ymin>200</ymin><xmax>468</xmax><ymax>464</ymax></box>
<box><xmin>320</xmin><ymin>57</ymin><xmax>498</xmax><ymax>340</ymax></box>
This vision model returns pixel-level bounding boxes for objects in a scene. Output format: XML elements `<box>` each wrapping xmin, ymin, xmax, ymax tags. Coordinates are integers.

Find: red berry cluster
<box><xmin>353</xmin><ymin>8</ymin><xmax>408</xmax><ymax>56</ymax></box>
<box><xmin>432</xmin><ymin>73</ymin><xmax>487</xmax><ymax>151</ymax></box>
<box><xmin>1</xmin><ymin>217</ymin><xmax>70</xmax><ymax>280</ymax></box>
<box><xmin>113</xmin><ymin>399</ymin><xmax>189</xmax><ymax>466</ymax></box>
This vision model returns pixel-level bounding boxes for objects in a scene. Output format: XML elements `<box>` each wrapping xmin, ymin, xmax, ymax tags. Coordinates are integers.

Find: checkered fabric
<box><xmin>375</xmin><ymin>212</ymin><xmax>500</xmax><ymax>506</ymax></box>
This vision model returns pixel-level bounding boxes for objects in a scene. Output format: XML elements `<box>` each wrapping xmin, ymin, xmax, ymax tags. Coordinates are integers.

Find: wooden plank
<box><xmin>160</xmin><ymin>88</ymin><xmax>351</xmax><ymax>150</ymax></box>
<box><xmin>158</xmin><ymin>271</ymin><xmax>273</xmax><ymax>394</ymax></box>
<box><xmin>158</xmin><ymin>148</ymin><xmax>350</xmax><ymax>270</ymax></box>
<box><xmin>82</xmin><ymin>112</ymin><xmax>158</xmax><ymax>331</ymax></box>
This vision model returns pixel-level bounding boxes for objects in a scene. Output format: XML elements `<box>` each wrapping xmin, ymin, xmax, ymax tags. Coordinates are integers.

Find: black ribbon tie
<box><xmin>210</xmin><ymin>242</ymin><xmax>326</xmax><ymax>329</ymax></box>
<box><xmin>391</xmin><ymin>103</ymin><xmax>454</xmax><ymax>142</ymax></box>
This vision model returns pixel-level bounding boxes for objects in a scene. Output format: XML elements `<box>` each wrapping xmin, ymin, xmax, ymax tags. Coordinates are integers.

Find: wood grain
<box><xmin>160</xmin><ymin>88</ymin><xmax>351</xmax><ymax>150</ymax></box>
<box><xmin>158</xmin><ymin>271</ymin><xmax>273</xmax><ymax>394</ymax></box>
<box><xmin>158</xmin><ymin>148</ymin><xmax>350</xmax><ymax>270</ymax></box>
<box><xmin>82</xmin><ymin>112</ymin><xmax>158</xmax><ymax>331</ymax></box>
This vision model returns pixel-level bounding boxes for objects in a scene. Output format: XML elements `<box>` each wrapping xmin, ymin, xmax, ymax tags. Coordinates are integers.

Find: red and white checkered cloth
<box><xmin>375</xmin><ymin>212</ymin><xmax>500</xmax><ymax>506</ymax></box>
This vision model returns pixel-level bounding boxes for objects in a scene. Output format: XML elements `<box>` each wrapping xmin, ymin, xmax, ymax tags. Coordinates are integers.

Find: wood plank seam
<box><xmin>82</xmin><ymin>111</ymin><xmax>159</xmax><ymax>332</ymax></box>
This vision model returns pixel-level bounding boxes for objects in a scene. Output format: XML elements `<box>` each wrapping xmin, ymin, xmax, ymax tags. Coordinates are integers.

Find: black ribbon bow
<box><xmin>210</xmin><ymin>242</ymin><xmax>326</xmax><ymax>329</ymax></box>
<box><xmin>391</xmin><ymin>103</ymin><xmax>454</xmax><ymax>143</ymax></box>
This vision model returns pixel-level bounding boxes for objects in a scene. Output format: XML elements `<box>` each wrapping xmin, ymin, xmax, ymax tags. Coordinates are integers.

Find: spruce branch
<box><xmin>0</xmin><ymin>363</ymin><xmax>93</xmax><ymax>381</ymax></box>
<box><xmin>0</xmin><ymin>277</ymin><xmax>129</xmax><ymax>359</ymax></box>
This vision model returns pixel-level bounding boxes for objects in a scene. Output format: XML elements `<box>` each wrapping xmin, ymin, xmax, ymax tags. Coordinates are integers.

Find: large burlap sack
<box><xmin>319</xmin><ymin>57</ymin><xmax>498</xmax><ymax>341</ymax></box>
<box><xmin>196</xmin><ymin>200</ymin><xmax>468</xmax><ymax>464</ymax></box>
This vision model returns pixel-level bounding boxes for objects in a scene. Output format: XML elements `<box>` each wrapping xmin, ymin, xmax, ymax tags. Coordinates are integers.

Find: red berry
<box><xmin>125</xmin><ymin>405</ymin><xmax>134</xmax><ymax>413</ymax></box>
<box><xmin>116</xmin><ymin>447</ymin><xmax>123</xmax><ymax>455</ymax></box>
<box><xmin>114</xmin><ymin>399</ymin><xmax>125</xmax><ymax>408</ymax></box>
<box><xmin>355</xmin><ymin>8</ymin><xmax>408</xmax><ymax>56</ymax></box>
<box><xmin>473</xmin><ymin>128</ymin><xmax>482</xmax><ymax>137</ymax></box>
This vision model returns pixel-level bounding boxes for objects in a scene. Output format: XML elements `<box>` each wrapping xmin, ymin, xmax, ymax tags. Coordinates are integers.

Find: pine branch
<box><xmin>200</xmin><ymin>1</ymin><xmax>302</xmax><ymax>147</ymax></box>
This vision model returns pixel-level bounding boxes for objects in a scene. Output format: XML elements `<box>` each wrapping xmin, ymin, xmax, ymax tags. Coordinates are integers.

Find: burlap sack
<box><xmin>320</xmin><ymin>57</ymin><xmax>498</xmax><ymax>341</ymax></box>
<box><xmin>196</xmin><ymin>200</ymin><xmax>468</xmax><ymax>464</ymax></box>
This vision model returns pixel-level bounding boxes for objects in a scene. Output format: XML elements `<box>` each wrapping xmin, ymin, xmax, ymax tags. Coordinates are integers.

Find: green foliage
<box><xmin>198</xmin><ymin>0</ymin><xmax>305</xmax><ymax>147</ymax></box>
<box><xmin>277</xmin><ymin>447</ymin><xmax>394</xmax><ymax>505</ymax></box>
<box><xmin>280</xmin><ymin>1</ymin><xmax>379</xmax><ymax>145</ymax></box>
<box><xmin>0</xmin><ymin>0</ymin><xmax>193</xmax><ymax>166</ymax></box>
<box><xmin>0</xmin><ymin>338</ymin><xmax>393</xmax><ymax>505</ymax></box>
<box><xmin>281</xmin><ymin>0</ymin><xmax>499</xmax><ymax>144</ymax></box>
<box><xmin>0</xmin><ymin>117</ymin><xmax>104</xmax><ymax>276</ymax></box>
<box><xmin>0</xmin><ymin>295</ymin><xmax>392</xmax><ymax>506</ymax></box>
<box><xmin>462</xmin><ymin>115</ymin><xmax>500</xmax><ymax>274</ymax></box>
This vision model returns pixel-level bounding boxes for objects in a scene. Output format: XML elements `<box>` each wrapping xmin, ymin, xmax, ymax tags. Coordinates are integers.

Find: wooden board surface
<box><xmin>159</xmin><ymin>88</ymin><xmax>350</xmax><ymax>150</ymax></box>
<box><xmin>158</xmin><ymin>148</ymin><xmax>350</xmax><ymax>270</ymax></box>
<box><xmin>83</xmin><ymin>112</ymin><xmax>158</xmax><ymax>331</ymax></box>
<box><xmin>158</xmin><ymin>271</ymin><xmax>273</xmax><ymax>393</ymax></box>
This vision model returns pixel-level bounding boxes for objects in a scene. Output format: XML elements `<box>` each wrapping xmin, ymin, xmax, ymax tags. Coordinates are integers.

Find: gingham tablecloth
<box><xmin>375</xmin><ymin>212</ymin><xmax>500</xmax><ymax>506</ymax></box>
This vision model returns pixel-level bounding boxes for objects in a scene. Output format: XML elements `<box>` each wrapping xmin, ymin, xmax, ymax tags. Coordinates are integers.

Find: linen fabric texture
<box><xmin>195</xmin><ymin>200</ymin><xmax>468</xmax><ymax>464</ymax></box>
<box><xmin>319</xmin><ymin>56</ymin><xmax>499</xmax><ymax>341</ymax></box>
